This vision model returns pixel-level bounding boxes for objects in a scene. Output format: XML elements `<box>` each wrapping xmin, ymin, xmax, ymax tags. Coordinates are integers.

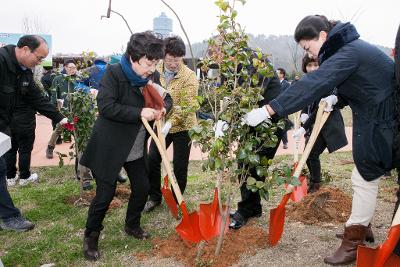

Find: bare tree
<box><xmin>21</xmin><ymin>16</ymin><xmax>49</xmax><ymax>34</ymax></box>
<box><xmin>286</xmin><ymin>38</ymin><xmax>300</xmax><ymax>74</ymax></box>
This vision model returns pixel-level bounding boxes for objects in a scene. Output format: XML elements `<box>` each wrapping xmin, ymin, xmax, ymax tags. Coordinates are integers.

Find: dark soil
<box><xmin>64</xmin><ymin>185</ymin><xmax>131</xmax><ymax>209</ymax></box>
<box><xmin>136</xmin><ymin>221</ymin><xmax>268</xmax><ymax>267</ymax></box>
<box><xmin>286</xmin><ymin>187</ymin><xmax>352</xmax><ymax>225</ymax></box>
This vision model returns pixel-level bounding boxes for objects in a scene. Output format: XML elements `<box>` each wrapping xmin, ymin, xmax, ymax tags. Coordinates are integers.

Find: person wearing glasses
<box><xmin>79</xmin><ymin>31</ymin><xmax>172</xmax><ymax>261</ymax></box>
<box><xmin>144</xmin><ymin>36</ymin><xmax>199</xmax><ymax>212</ymax></box>
<box><xmin>0</xmin><ymin>35</ymin><xmax>66</xmax><ymax>231</ymax></box>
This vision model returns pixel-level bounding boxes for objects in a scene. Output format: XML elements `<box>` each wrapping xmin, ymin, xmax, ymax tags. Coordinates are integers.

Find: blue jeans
<box><xmin>0</xmin><ymin>156</ymin><xmax>20</xmax><ymax>220</ymax></box>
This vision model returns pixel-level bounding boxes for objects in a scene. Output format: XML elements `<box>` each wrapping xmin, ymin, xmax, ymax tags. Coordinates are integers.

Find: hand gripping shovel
<box><xmin>269</xmin><ymin>101</ymin><xmax>331</xmax><ymax>246</ymax></box>
<box><xmin>156</xmin><ymin>120</ymin><xmax>179</xmax><ymax>219</ymax></box>
<box><xmin>199</xmin><ymin>172</ymin><xmax>230</xmax><ymax>241</ymax></box>
<box><xmin>142</xmin><ymin>118</ymin><xmax>203</xmax><ymax>243</ymax></box>
<box><xmin>288</xmin><ymin>111</ymin><xmax>308</xmax><ymax>202</ymax></box>
<box><xmin>356</xmin><ymin>207</ymin><xmax>400</xmax><ymax>267</ymax></box>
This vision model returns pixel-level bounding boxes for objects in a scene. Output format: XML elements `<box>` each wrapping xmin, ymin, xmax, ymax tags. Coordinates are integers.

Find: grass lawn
<box><xmin>0</xmin><ymin>150</ymin><xmax>397</xmax><ymax>266</ymax></box>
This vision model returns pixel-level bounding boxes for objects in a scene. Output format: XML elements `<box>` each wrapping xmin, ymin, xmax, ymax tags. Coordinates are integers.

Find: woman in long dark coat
<box><xmin>242</xmin><ymin>15</ymin><xmax>396</xmax><ymax>265</ymax></box>
<box><xmin>80</xmin><ymin>31</ymin><xmax>172</xmax><ymax>261</ymax></box>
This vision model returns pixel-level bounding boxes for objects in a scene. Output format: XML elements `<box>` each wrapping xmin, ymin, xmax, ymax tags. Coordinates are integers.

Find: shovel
<box><xmin>155</xmin><ymin>120</ymin><xmax>179</xmax><ymax>219</ymax></box>
<box><xmin>269</xmin><ymin>101</ymin><xmax>331</xmax><ymax>246</ymax></box>
<box><xmin>142</xmin><ymin>118</ymin><xmax>203</xmax><ymax>243</ymax></box>
<box><xmin>356</xmin><ymin>206</ymin><xmax>400</xmax><ymax>267</ymax></box>
<box><xmin>198</xmin><ymin>171</ymin><xmax>230</xmax><ymax>241</ymax></box>
<box><xmin>288</xmin><ymin>111</ymin><xmax>308</xmax><ymax>202</ymax></box>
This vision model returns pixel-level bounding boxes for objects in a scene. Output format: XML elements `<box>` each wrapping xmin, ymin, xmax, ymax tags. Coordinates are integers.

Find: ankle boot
<box><xmin>308</xmin><ymin>182</ymin><xmax>320</xmax><ymax>193</ymax></box>
<box><xmin>83</xmin><ymin>230</ymin><xmax>100</xmax><ymax>261</ymax></box>
<box><xmin>324</xmin><ymin>224</ymin><xmax>367</xmax><ymax>265</ymax></box>
<box><xmin>335</xmin><ymin>223</ymin><xmax>375</xmax><ymax>242</ymax></box>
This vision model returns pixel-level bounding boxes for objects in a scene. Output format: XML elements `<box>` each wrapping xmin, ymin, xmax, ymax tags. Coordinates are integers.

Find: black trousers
<box><xmin>85</xmin><ymin>157</ymin><xmax>149</xmax><ymax>233</ymax></box>
<box><xmin>237</xmin><ymin>128</ymin><xmax>283</xmax><ymax>218</ymax></box>
<box><xmin>147</xmin><ymin>131</ymin><xmax>191</xmax><ymax>202</ymax></box>
<box><xmin>4</xmin><ymin>128</ymin><xmax>35</xmax><ymax>180</ymax></box>
<box><xmin>0</xmin><ymin>156</ymin><xmax>21</xmax><ymax>219</ymax></box>
<box><xmin>305</xmin><ymin>134</ymin><xmax>327</xmax><ymax>184</ymax></box>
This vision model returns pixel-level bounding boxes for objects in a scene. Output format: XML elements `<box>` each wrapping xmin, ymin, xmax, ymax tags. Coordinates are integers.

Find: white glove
<box><xmin>161</xmin><ymin>121</ymin><xmax>172</xmax><ymax>136</ymax></box>
<box><xmin>300</xmin><ymin>113</ymin><xmax>309</xmax><ymax>124</ymax></box>
<box><xmin>321</xmin><ymin>95</ymin><xmax>338</xmax><ymax>112</ymax></box>
<box><xmin>214</xmin><ymin>120</ymin><xmax>229</xmax><ymax>138</ymax></box>
<box><xmin>242</xmin><ymin>107</ymin><xmax>270</xmax><ymax>127</ymax></box>
<box><xmin>57</xmin><ymin>99</ymin><xmax>64</xmax><ymax>108</ymax></box>
<box><xmin>59</xmin><ymin>118</ymin><xmax>68</xmax><ymax>125</ymax></box>
<box><xmin>292</xmin><ymin>127</ymin><xmax>306</xmax><ymax>141</ymax></box>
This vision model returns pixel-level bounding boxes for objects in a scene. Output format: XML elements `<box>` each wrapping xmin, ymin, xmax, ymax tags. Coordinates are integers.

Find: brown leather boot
<box><xmin>335</xmin><ymin>223</ymin><xmax>374</xmax><ymax>242</ymax></box>
<box><xmin>83</xmin><ymin>230</ymin><xmax>100</xmax><ymax>261</ymax></box>
<box><xmin>324</xmin><ymin>224</ymin><xmax>367</xmax><ymax>265</ymax></box>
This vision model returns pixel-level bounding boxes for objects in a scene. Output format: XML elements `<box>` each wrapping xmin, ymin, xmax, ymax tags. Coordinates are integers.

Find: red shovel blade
<box><xmin>160</xmin><ymin>175</ymin><xmax>178</xmax><ymax>219</ymax></box>
<box><xmin>268</xmin><ymin>193</ymin><xmax>291</xmax><ymax>246</ymax></box>
<box><xmin>199</xmin><ymin>188</ymin><xmax>230</xmax><ymax>241</ymax></box>
<box><xmin>176</xmin><ymin>201</ymin><xmax>203</xmax><ymax>243</ymax></box>
<box><xmin>290</xmin><ymin>175</ymin><xmax>308</xmax><ymax>202</ymax></box>
<box><xmin>357</xmin><ymin>225</ymin><xmax>400</xmax><ymax>267</ymax></box>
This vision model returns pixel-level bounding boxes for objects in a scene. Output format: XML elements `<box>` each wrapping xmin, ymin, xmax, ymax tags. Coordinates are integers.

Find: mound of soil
<box><xmin>64</xmin><ymin>186</ymin><xmax>131</xmax><ymax>209</ymax></box>
<box><xmin>287</xmin><ymin>187</ymin><xmax>351</xmax><ymax>225</ymax></box>
<box><xmin>136</xmin><ymin>222</ymin><xmax>268</xmax><ymax>267</ymax></box>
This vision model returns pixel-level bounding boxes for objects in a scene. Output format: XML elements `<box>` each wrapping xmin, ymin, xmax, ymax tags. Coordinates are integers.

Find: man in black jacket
<box><xmin>0</xmin><ymin>35</ymin><xmax>66</xmax><ymax>231</ymax></box>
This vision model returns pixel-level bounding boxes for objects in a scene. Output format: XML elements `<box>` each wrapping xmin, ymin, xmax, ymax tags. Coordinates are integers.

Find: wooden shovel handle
<box><xmin>142</xmin><ymin>118</ymin><xmax>184</xmax><ymax>204</ymax></box>
<box><xmin>287</xmin><ymin>101</ymin><xmax>330</xmax><ymax>193</ymax></box>
<box><xmin>293</xmin><ymin>111</ymin><xmax>302</xmax><ymax>163</ymax></box>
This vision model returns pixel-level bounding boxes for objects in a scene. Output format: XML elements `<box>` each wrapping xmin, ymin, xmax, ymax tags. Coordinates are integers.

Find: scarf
<box><xmin>120</xmin><ymin>54</ymin><xmax>149</xmax><ymax>87</ymax></box>
<box><xmin>318</xmin><ymin>22</ymin><xmax>360</xmax><ymax>65</ymax></box>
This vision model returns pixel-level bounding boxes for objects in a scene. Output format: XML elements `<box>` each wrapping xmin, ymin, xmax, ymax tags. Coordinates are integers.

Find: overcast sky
<box><xmin>0</xmin><ymin>0</ymin><xmax>399</xmax><ymax>56</ymax></box>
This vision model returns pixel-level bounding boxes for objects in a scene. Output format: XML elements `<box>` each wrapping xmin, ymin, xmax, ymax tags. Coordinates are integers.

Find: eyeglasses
<box><xmin>136</xmin><ymin>57</ymin><xmax>159</xmax><ymax>69</ymax></box>
<box><xmin>30</xmin><ymin>50</ymin><xmax>46</xmax><ymax>62</ymax></box>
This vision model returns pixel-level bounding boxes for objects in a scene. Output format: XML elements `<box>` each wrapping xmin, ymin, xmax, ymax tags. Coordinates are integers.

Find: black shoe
<box><xmin>143</xmin><ymin>200</ymin><xmax>161</xmax><ymax>213</ymax></box>
<box><xmin>117</xmin><ymin>175</ymin><xmax>127</xmax><ymax>184</ymax></box>
<box><xmin>82</xmin><ymin>180</ymin><xmax>93</xmax><ymax>191</ymax></box>
<box><xmin>83</xmin><ymin>230</ymin><xmax>100</xmax><ymax>261</ymax></box>
<box><xmin>124</xmin><ymin>226</ymin><xmax>150</xmax><ymax>240</ymax></box>
<box><xmin>0</xmin><ymin>215</ymin><xmax>35</xmax><ymax>232</ymax></box>
<box><xmin>56</xmin><ymin>136</ymin><xmax>62</xmax><ymax>145</ymax></box>
<box><xmin>229</xmin><ymin>212</ymin><xmax>247</xmax><ymax>230</ymax></box>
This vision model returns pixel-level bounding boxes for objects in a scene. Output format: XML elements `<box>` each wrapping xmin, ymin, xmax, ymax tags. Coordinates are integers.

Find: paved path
<box><xmin>31</xmin><ymin>115</ymin><xmax>353</xmax><ymax>167</ymax></box>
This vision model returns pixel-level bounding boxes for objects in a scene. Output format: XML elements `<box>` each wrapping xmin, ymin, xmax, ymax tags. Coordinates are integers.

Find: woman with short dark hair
<box><xmin>80</xmin><ymin>31</ymin><xmax>172</xmax><ymax>261</ymax></box>
<box><xmin>242</xmin><ymin>15</ymin><xmax>396</xmax><ymax>265</ymax></box>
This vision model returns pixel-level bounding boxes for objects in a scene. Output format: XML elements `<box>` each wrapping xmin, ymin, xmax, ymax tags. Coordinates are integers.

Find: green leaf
<box><xmin>256</xmin><ymin>181</ymin><xmax>264</xmax><ymax>189</ymax></box>
<box><xmin>248</xmin><ymin>154</ymin><xmax>260</xmax><ymax>165</ymax></box>
<box><xmin>247</xmin><ymin>177</ymin><xmax>257</xmax><ymax>186</ymax></box>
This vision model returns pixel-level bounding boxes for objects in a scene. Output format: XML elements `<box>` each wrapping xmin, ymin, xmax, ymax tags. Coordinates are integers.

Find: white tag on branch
<box><xmin>0</xmin><ymin>132</ymin><xmax>11</xmax><ymax>157</ymax></box>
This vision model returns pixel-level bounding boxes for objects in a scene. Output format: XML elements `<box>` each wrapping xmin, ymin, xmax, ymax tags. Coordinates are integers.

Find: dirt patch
<box><xmin>64</xmin><ymin>186</ymin><xmax>131</xmax><ymax>209</ymax></box>
<box><xmin>136</xmin><ymin>221</ymin><xmax>267</xmax><ymax>267</ymax></box>
<box><xmin>287</xmin><ymin>187</ymin><xmax>351</xmax><ymax>225</ymax></box>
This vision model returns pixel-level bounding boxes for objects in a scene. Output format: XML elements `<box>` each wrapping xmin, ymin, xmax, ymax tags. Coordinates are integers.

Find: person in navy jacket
<box><xmin>242</xmin><ymin>15</ymin><xmax>397</xmax><ymax>265</ymax></box>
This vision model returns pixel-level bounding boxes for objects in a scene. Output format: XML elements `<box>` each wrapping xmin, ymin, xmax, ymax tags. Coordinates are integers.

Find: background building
<box><xmin>153</xmin><ymin>12</ymin><xmax>172</xmax><ymax>38</ymax></box>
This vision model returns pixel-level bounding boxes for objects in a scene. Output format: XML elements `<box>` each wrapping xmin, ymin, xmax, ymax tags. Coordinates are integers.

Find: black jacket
<box><xmin>80</xmin><ymin>64</ymin><xmax>173</xmax><ymax>185</ymax></box>
<box><xmin>0</xmin><ymin>45</ymin><xmax>63</xmax><ymax>134</ymax></box>
<box><xmin>269</xmin><ymin>23</ymin><xmax>396</xmax><ymax>181</ymax></box>
<box><xmin>301</xmin><ymin>100</ymin><xmax>347</xmax><ymax>153</ymax></box>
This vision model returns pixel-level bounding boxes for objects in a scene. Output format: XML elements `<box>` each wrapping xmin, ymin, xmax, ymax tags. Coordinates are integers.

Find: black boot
<box><xmin>83</xmin><ymin>230</ymin><xmax>100</xmax><ymax>261</ymax></box>
<box><xmin>324</xmin><ymin>224</ymin><xmax>367</xmax><ymax>265</ymax></box>
<box><xmin>308</xmin><ymin>182</ymin><xmax>320</xmax><ymax>193</ymax></box>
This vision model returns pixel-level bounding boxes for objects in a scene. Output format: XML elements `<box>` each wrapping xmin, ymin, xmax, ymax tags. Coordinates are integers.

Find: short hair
<box><xmin>17</xmin><ymin>35</ymin><xmax>47</xmax><ymax>51</ymax></box>
<box><xmin>126</xmin><ymin>31</ymin><xmax>164</xmax><ymax>62</ymax></box>
<box><xmin>64</xmin><ymin>59</ymin><xmax>76</xmax><ymax>66</ymax></box>
<box><xmin>302</xmin><ymin>54</ymin><xmax>318</xmax><ymax>73</ymax></box>
<box><xmin>294</xmin><ymin>15</ymin><xmax>338</xmax><ymax>43</ymax></box>
<box><xmin>164</xmin><ymin>36</ymin><xmax>186</xmax><ymax>57</ymax></box>
<box><xmin>277</xmin><ymin>68</ymin><xmax>286</xmax><ymax>77</ymax></box>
